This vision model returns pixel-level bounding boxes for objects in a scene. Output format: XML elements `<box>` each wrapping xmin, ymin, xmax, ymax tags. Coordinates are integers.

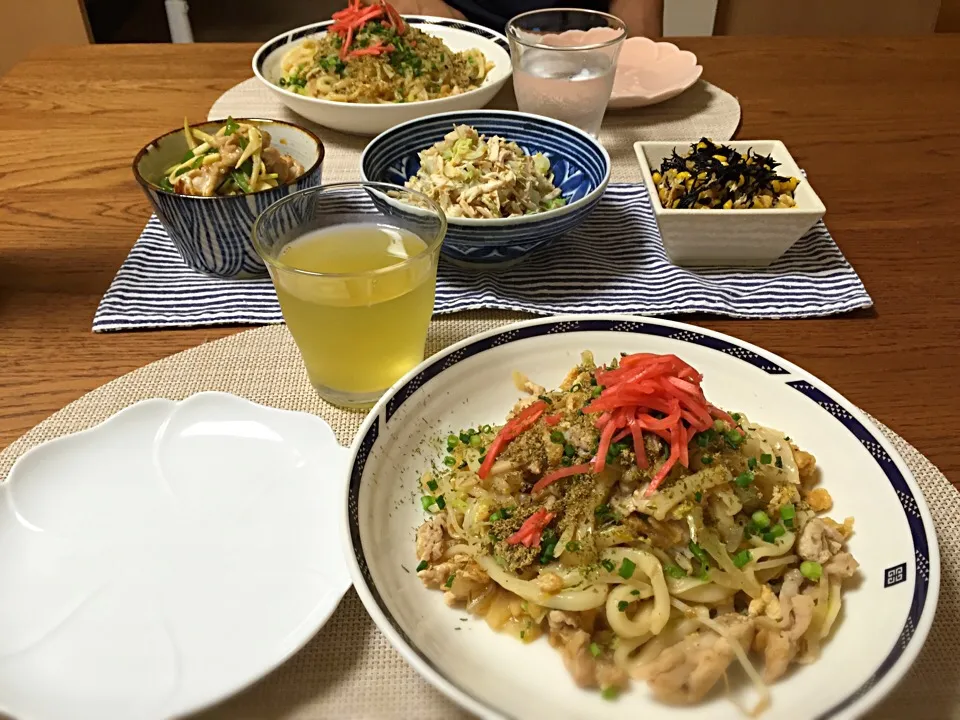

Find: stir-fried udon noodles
<box><xmin>278</xmin><ymin>0</ymin><xmax>492</xmax><ymax>104</ymax></box>
<box><xmin>415</xmin><ymin>351</ymin><xmax>858</xmax><ymax>709</ymax></box>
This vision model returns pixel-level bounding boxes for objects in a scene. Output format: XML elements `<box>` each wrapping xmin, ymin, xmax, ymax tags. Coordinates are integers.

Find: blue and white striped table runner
<box><xmin>93</xmin><ymin>184</ymin><xmax>872</xmax><ymax>332</ymax></box>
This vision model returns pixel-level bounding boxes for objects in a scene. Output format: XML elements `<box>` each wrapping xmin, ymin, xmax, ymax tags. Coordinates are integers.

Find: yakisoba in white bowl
<box><xmin>344</xmin><ymin>315</ymin><xmax>937</xmax><ymax>720</ymax></box>
<box><xmin>252</xmin><ymin>16</ymin><xmax>512</xmax><ymax>136</ymax></box>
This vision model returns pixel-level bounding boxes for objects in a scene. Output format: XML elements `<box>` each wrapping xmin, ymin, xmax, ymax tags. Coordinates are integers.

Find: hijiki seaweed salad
<box><xmin>654</xmin><ymin>138</ymin><xmax>802</xmax><ymax>210</ymax></box>
<box><xmin>414</xmin><ymin>350</ymin><xmax>858</xmax><ymax>711</ymax></box>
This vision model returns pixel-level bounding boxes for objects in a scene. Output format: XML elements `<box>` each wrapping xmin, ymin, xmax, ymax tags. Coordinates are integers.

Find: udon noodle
<box><xmin>278</xmin><ymin>0</ymin><xmax>492</xmax><ymax>104</ymax></box>
<box><xmin>414</xmin><ymin>350</ymin><xmax>858</xmax><ymax>709</ymax></box>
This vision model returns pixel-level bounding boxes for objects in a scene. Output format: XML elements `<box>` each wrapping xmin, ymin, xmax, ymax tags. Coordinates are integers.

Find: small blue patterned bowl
<box><xmin>360</xmin><ymin>110</ymin><xmax>611</xmax><ymax>267</ymax></box>
<box><xmin>133</xmin><ymin>119</ymin><xmax>324</xmax><ymax>279</ymax></box>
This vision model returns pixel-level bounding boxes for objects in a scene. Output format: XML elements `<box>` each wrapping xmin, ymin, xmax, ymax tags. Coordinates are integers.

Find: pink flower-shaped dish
<box><xmin>610</xmin><ymin>37</ymin><xmax>702</xmax><ymax>109</ymax></box>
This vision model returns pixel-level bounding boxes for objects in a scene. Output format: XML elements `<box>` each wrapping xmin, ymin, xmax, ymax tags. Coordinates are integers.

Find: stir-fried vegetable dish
<box><xmin>414</xmin><ymin>350</ymin><xmax>857</xmax><ymax>711</ymax></box>
<box><xmin>156</xmin><ymin>118</ymin><xmax>304</xmax><ymax>197</ymax></box>
<box><xmin>654</xmin><ymin>138</ymin><xmax>801</xmax><ymax>210</ymax></box>
<box><xmin>278</xmin><ymin>0</ymin><xmax>492</xmax><ymax>104</ymax></box>
<box><xmin>404</xmin><ymin>125</ymin><xmax>566</xmax><ymax>219</ymax></box>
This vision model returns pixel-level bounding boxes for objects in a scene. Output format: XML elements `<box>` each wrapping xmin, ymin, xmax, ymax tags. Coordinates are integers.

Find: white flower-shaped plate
<box><xmin>0</xmin><ymin>392</ymin><xmax>352</xmax><ymax>720</ymax></box>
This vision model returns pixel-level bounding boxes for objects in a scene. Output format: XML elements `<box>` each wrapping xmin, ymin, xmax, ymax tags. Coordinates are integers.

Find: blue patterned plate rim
<box><xmin>343</xmin><ymin>314</ymin><xmax>940</xmax><ymax>720</ymax></box>
<box><xmin>252</xmin><ymin>16</ymin><xmax>510</xmax><ymax>108</ymax></box>
<box><xmin>360</xmin><ymin>109</ymin><xmax>612</xmax><ymax>227</ymax></box>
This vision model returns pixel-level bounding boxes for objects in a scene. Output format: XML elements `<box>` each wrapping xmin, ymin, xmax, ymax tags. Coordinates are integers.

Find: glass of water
<box><xmin>507</xmin><ymin>9</ymin><xmax>627</xmax><ymax>137</ymax></box>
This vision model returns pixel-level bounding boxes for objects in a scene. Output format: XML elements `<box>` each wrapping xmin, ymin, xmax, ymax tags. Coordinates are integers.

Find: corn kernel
<box><xmin>697</xmin><ymin>171</ymin><xmax>707</xmax><ymax>180</ymax></box>
<box><xmin>652</xmin><ymin>171</ymin><xmax>662</xmax><ymax>184</ymax></box>
<box><xmin>712</xmin><ymin>155</ymin><xmax>726</xmax><ymax>162</ymax></box>
<box><xmin>772</xmin><ymin>180</ymin><xmax>781</xmax><ymax>192</ymax></box>
<box><xmin>722</xmin><ymin>199</ymin><xmax>733</xmax><ymax>209</ymax></box>
<box><xmin>697</xmin><ymin>141</ymin><xmax>707</xmax><ymax>149</ymax></box>
<box><xmin>675</xmin><ymin>171</ymin><xmax>691</xmax><ymax>182</ymax></box>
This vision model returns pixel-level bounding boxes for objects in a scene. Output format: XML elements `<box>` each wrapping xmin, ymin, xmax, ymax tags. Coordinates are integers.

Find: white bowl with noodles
<box><xmin>252</xmin><ymin>16</ymin><xmax>512</xmax><ymax>136</ymax></box>
<box><xmin>344</xmin><ymin>315</ymin><xmax>938</xmax><ymax>720</ymax></box>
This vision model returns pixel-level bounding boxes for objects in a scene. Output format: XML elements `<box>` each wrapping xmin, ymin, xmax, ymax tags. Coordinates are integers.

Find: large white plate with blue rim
<box><xmin>0</xmin><ymin>392</ymin><xmax>352</xmax><ymax>720</ymax></box>
<box><xmin>344</xmin><ymin>315</ymin><xmax>939</xmax><ymax>720</ymax></box>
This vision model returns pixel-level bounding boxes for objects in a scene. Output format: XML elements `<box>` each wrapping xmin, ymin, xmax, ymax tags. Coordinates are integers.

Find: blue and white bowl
<box><xmin>133</xmin><ymin>119</ymin><xmax>324</xmax><ymax>279</ymax></box>
<box><xmin>361</xmin><ymin>110</ymin><xmax>611</xmax><ymax>268</ymax></box>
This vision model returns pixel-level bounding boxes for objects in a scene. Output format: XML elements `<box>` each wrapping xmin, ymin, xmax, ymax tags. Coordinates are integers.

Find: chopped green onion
<box><xmin>770</xmin><ymin>524</ymin><xmax>786</xmax><ymax>538</ymax></box>
<box><xmin>470</xmin><ymin>435</ymin><xmax>482</xmax><ymax>448</ymax></box>
<box><xmin>426</xmin><ymin>479</ymin><xmax>438</xmax><ymax>492</ymax></box>
<box><xmin>565</xmin><ymin>541</ymin><xmax>581</xmax><ymax>552</ymax></box>
<box><xmin>701</xmin><ymin>455</ymin><xmax>714</xmax><ymax>465</ymax></box>
<box><xmin>630</xmin><ymin>589</ymin><xmax>641</xmax><ymax>595</ymax></box>
<box><xmin>800</xmin><ymin>560</ymin><xmax>823</xmax><ymax>582</ymax></box>
<box><xmin>443</xmin><ymin>456</ymin><xmax>456</xmax><ymax>466</ymax></box>
<box><xmin>481</xmin><ymin>424</ymin><xmax>492</xmax><ymax>433</ymax></box>
<box><xmin>550</xmin><ymin>430</ymin><xmax>565</xmax><ymax>444</ymax></box>
<box><xmin>478</xmin><ymin>454</ymin><xmax>486</xmax><ymax>464</ymax></box>
<box><xmin>459</xmin><ymin>432</ymin><xmax>471</xmax><ymax>444</ymax></box>
<box><xmin>570</xmin><ymin>383</ymin><xmax>582</xmax><ymax>392</ymax></box>
<box><xmin>617</xmin><ymin>600</ymin><xmax>629</xmax><ymax>612</ymax></box>
<box><xmin>618</xmin><ymin>558</ymin><xmax>636</xmax><ymax>580</ymax></box>
<box><xmin>489</xmin><ymin>510</ymin><xmax>502</xmax><ymax>523</ymax></box>
<box><xmin>694</xmin><ymin>491</ymin><xmax>703</xmax><ymax>502</ymax></box>
<box><xmin>601</xmin><ymin>686</ymin><xmax>619</xmax><ymax>701</ymax></box>
<box><xmin>458</xmin><ymin>461</ymin><xmax>468</xmax><ymax>469</ymax></box>
<box><xmin>589</xmin><ymin>642</ymin><xmax>602</xmax><ymax>657</ymax></box>
<box><xmin>445</xmin><ymin>574</ymin><xmax>455</xmax><ymax>588</ymax></box>
<box><xmin>689</xmin><ymin>541</ymin><xmax>710</xmax><ymax>565</ymax></box>
<box><xmin>725</xmin><ymin>430</ymin><xmax>744</xmax><ymax>449</ymax></box>
<box><xmin>564</xmin><ymin>444</ymin><xmax>577</xmax><ymax>458</ymax></box>
<box><xmin>421</xmin><ymin>495</ymin><xmax>436</xmax><ymax>511</ymax></box>
<box><xmin>538</xmin><ymin>394</ymin><xmax>553</xmax><ymax>405</ymax></box>
<box><xmin>665</xmin><ymin>564</ymin><xmax>687</xmax><ymax>579</ymax></box>
<box><xmin>760</xmin><ymin>453</ymin><xmax>773</xmax><ymax>465</ymax></box>
<box><xmin>159</xmin><ymin>176</ymin><xmax>174</xmax><ymax>192</ymax></box>
<box><xmin>561</xmin><ymin>456</ymin><xmax>573</xmax><ymax>467</ymax></box>
<box><xmin>435</xmin><ymin>495</ymin><xmax>446</xmax><ymax>510</ymax></box>
<box><xmin>747</xmin><ymin>456</ymin><xmax>758</xmax><ymax>470</ymax></box>
<box><xmin>732</xmin><ymin>549</ymin><xmax>753</xmax><ymax>568</ymax></box>
<box><xmin>601</xmin><ymin>559</ymin><xmax>616</xmax><ymax>572</ymax></box>
<box><xmin>731</xmin><ymin>412</ymin><xmax>742</xmax><ymax>422</ymax></box>
<box><xmin>775</xmin><ymin>455</ymin><xmax>784</xmax><ymax>468</ymax></box>
<box><xmin>502</xmin><ymin>507</ymin><xmax>514</xmax><ymax>519</ymax></box>
<box><xmin>735</xmin><ymin>471</ymin><xmax>754</xmax><ymax>488</ymax></box>
<box><xmin>751</xmin><ymin>510</ymin><xmax>770</xmax><ymax>529</ymax></box>
<box><xmin>415</xmin><ymin>560</ymin><xmax>428</xmax><ymax>572</ymax></box>
<box><xmin>446</xmin><ymin>434</ymin><xmax>458</xmax><ymax>450</ymax></box>
<box><xmin>780</xmin><ymin>503</ymin><xmax>796</xmax><ymax>527</ymax></box>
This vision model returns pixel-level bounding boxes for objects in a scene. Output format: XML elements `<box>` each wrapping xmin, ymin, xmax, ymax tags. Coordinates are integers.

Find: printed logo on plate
<box><xmin>884</xmin><ymin>562</ymin><xmax>907</xmax><ymax>588</ymax></box>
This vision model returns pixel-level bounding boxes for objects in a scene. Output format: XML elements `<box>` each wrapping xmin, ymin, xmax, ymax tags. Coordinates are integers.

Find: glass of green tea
<box><xmin>252</xmin><ymin>182</ymin><xmax>447</xmax><ymax>409</ymax></box>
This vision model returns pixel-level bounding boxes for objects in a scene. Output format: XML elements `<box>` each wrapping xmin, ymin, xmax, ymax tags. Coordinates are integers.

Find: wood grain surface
<box><xmin>0</xmin><ymin>38</ymin><xmax>958</xmax><ymax>482</ymax></box>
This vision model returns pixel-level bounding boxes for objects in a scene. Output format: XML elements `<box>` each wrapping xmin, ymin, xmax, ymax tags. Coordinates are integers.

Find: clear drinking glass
<box><xmin>252</xmin><ymin>182</ymin><xmax>446</xmax><ymax>409</ymax></box>
<box><xmin>507</xmin><ymin>8</ymin><xmax>627</xmax><ymax>137</ymax></box>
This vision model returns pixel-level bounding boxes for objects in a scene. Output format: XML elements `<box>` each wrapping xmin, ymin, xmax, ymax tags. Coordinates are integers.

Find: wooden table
<box><xmin>1</xmin><ymin>38</ymin><xmax>958</xmax><ymax>481</ymax></box>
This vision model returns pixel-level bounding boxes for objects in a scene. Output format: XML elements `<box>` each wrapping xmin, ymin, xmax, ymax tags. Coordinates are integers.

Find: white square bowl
<box><xmin>634</xmin><ymin>140</ymin><xmax>827</xmax><ymax>267</ymax></box>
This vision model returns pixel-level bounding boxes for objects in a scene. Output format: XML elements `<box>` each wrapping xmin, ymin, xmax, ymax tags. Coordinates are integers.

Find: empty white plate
<box><xmin>0</xmin><ymin>392</ymin><xmax>352</xmax><ymax>720</ymax></box>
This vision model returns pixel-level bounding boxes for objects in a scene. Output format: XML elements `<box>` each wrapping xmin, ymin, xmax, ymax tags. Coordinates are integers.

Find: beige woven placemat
<box><xmin>0</xmin><ymin>315</ymin><xmax>957</xmax><ymax>719</ymax></box>
<box><xmin>207</xmin><ymin>78</ymin><xmax>742</xmax><ymax>184</ymax></box>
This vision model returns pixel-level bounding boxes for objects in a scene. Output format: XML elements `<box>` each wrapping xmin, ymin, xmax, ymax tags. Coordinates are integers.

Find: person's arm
<box><xmin>387</xmin><ymin>0</ymin><xmax>465</xmax><ymax>19</ymax></box>
<box><xmin>609</xmin><ymin>0</ymin><xmax>664</xmax><ymax>37</ymax></box>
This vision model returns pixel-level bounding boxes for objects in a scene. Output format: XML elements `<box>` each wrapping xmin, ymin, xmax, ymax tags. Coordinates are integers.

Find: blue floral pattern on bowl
<box><xmin>361</xmin><ymin>110</ymin><xmax>611</xmax><ymax>267</ymax></box>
